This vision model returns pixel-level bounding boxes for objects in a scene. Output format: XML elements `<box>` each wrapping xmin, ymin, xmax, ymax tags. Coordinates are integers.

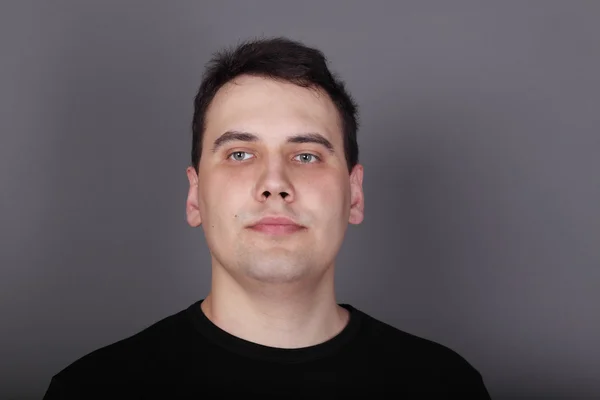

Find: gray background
<box><xmin>1</xmin><ymin>1</ymin><xmax>599</xmax><ymax>398</ymax></box>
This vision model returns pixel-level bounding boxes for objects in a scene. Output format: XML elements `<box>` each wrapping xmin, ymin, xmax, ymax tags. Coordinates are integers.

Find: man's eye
<box><xmin>228</xmin><ymin>151</ymin><xmax>253</xmax><ymax>161</ymax></box>
<box><xmin>294</xmin><ymin>153</ymin><xmax>320</xmax><ymax>164</ymax></box>
<box><xmin>227</xmin><ymin>152</ymin><xmax>320</xmax><ymax>163</ymax></box>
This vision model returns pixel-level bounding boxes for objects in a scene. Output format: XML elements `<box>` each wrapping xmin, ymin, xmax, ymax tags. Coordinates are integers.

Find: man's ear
<box><xmin>186</xmin><ymin>166</ymin><xmax>202</xmax><ymax>227</ymax></box>
<box><xmin>348</xmin><ymin>164</ymin><xmax>364</xmax><ymax>225</ymax></box>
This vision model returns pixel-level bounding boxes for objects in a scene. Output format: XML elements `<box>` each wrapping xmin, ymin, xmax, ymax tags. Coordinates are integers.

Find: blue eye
<box><xmin>228</xmin><ymin>151</ymin><xmax>253</xmax><ymax>161</ymax></box>
<box><xmin>295</xmin><ymin>153</ymin><xmax>320</xmax><ymax>163</ymax></box>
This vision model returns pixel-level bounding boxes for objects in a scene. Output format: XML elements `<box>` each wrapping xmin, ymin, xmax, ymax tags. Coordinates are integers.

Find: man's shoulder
<box><xmin>46</xmin><ymin>305</ymin><xmax>192</xmax><ymax>394</ymax></box>
<box><xmin>356</xmin><ymin>309</ymin><xmax>488</xmax><ymax>388</ymax></box>
<box><xmin>362</xmin><ymin>311</ymin><xmax>471</xmax><ymax>363</ymax></box>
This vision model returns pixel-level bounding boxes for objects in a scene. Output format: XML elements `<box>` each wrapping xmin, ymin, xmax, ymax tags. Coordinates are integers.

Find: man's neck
<box><xmin>200</xmin><ymin>268</ymin><xmax>349</xmax><ymax>349</ymax></box>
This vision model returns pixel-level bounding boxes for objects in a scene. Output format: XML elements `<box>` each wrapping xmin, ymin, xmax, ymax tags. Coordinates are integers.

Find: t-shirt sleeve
<box><xmin>42</xmin><ymin>376</ymin><xmax>69</xmax><ymax>400</ymax></box>
<box><xmin>452</xmin><ymin>367</ymin><xmax>492</xmax><ymax>399</ymax></box>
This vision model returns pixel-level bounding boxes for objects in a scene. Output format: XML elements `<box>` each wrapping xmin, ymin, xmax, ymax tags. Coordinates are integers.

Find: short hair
<box><xmin>191</xmin><ymin>37</ymin><xmax>359</xmax><ymax>173</ymax></box>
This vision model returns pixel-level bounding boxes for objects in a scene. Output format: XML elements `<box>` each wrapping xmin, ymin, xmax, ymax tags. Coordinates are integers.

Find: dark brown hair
<box><xmin>191</xmin><ymin>37</ymin><xmax>359</xmax><ymax>173</ymax></box>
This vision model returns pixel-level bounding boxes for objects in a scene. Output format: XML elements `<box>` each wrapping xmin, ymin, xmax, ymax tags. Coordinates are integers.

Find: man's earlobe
<box><xmin>348</xmin><ymin>164</ymin><xmax>364</xmax><ymax>225</ymax></box>
<box><xmin>186</xmin><ymin>166</ymin><xmax>202</xmax><ymax>227</ymax></box>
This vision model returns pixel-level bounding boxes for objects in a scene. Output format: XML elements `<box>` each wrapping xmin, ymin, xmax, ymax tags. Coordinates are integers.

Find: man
<box><xmin>43</xmin><ymin>37</ymin><xmax>491</xmax><ymax>398</ymax></box>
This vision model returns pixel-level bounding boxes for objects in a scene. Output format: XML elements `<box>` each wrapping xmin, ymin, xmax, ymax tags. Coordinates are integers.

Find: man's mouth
<box><xmin>248</xmin><ymin>223</ymin><xmax>305</xmax><ymax>235</ymax></box>
<box><xmin>247</xmin><ymin>216</ymin><xmax>306</xmax><ymax>235</ymax></box>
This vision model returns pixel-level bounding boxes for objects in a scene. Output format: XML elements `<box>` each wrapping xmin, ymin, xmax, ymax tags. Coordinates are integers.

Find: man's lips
<box><xmin>249</xmin><ymin>224</ymin><xmax>305</xmax><ymax>235</ymax></box>
<box><xmin>247</xmin><ymin>216</ymin><xmax>305</xmax><ymax>235</ymax></box>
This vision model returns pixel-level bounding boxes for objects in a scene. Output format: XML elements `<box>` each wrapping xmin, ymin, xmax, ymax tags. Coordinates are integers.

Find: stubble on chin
<box><xmin>233</xmin><ymin>247</ymin><xmax>315</xmax><ymax>285</ymax></box>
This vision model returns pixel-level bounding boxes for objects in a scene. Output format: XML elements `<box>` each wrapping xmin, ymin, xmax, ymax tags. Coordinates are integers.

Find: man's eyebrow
<box><xmin>286</xmin><ymin>133</ymin><xmax>334</xmax><ymax>154</ymax></box>
<box><xmin>211</xmin><ymin>131</ymin><xmax>335</xmax><ymax>154</ymax></box>
<box><xmin>211</xmin><ymin>131</ymin><xmax>259</xmax><ymax>153</ymax></box>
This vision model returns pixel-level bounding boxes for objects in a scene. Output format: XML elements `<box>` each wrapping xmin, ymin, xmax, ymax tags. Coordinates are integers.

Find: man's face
<box><xmin>186</xmin><ymin>75</ymin><xmax>364</xmax><ymax>286</ymax></box>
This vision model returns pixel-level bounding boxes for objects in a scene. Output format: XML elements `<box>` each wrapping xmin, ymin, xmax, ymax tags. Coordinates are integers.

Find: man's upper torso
<box><xmin>43</xmin><ymin>299</ymin><xmax>490</xmax><ymax>399</ymax></box>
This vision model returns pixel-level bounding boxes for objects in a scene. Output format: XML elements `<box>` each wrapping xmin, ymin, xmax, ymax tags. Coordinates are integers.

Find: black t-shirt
<box><xmin>43</xmin><ymin>299</ymin><xmax>491</xmax><ymax>399</ymax></box>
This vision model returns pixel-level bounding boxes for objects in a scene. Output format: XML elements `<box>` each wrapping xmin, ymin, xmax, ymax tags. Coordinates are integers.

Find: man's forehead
<box><xmin>211</xmin><ymin>76</ymin><xmax>335</xmax><ymax>113</ymax></box>
<box><xmin>205</xmin><ymin>76</ymin><xmax>342</xmax><ymax>142</ymax></box>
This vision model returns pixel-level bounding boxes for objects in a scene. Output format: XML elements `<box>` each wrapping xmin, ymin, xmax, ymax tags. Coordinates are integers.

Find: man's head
<box><xmin>186</xmin><ymin>37</ymin><xmax>364</xmax><ymax>288</ymax></box>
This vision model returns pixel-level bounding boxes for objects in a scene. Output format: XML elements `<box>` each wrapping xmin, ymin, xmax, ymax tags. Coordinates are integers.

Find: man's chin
<box><xmin>237</xmin><ymin>255</ymin><xmax>311</xmax><ymax>278</ymax></box>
